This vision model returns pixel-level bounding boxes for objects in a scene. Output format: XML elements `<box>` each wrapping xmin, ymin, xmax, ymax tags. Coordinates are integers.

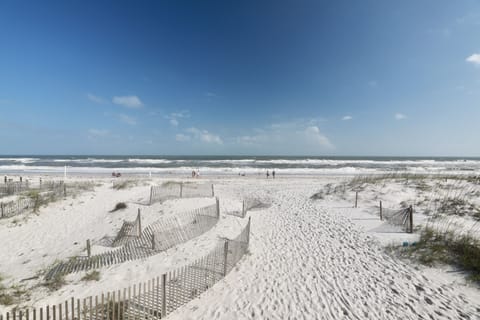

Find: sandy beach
<box><xmin>0</xmin><ymin>173</ymin><xmax>479</xmax><ymax>319</ymax></box>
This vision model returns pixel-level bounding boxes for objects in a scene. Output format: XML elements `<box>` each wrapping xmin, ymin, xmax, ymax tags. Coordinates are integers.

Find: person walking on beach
<box><xmin>266</xmin><ymin>170</ymin><xmax>270</xmax><ymax>179</ymax></box>
<box><xmin>272</xmin><ymin>170</ymin><xmax>275</xmax><ymax>179</ymax></box>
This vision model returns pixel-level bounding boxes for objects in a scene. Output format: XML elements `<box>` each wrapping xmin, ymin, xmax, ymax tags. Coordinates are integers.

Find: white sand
<box><xmin>0</xmin><ymin>175</ymin><xmax>479</xmax><ymax>319</ymax></box>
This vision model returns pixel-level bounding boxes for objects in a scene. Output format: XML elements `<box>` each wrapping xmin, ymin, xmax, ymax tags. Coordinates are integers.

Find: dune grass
<box><xmin>403</xmin><ymin>227</ymin><xmax>480</xmax><ymax>282</ymax></box>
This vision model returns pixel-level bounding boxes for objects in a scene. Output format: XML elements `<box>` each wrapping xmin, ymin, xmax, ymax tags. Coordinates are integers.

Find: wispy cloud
<box><xmin>118</xmin><ymin>114</ymin><xmax>137</xmax><ymax>125</ymax></box>
<box><xmin>204</xmin><ymin>92</ymin><xmax>217</xmax><ymax>97</ymax></box>
<box><xmin>303</xmin><ymin>126</ymin><xmax>333</xmax><ymax>148</ymax></box>
<box><xmin>186</xmin><ymin>127</ymin><xmax>223</xmax><ymax>144</ymax></box>
<box><xmin>395</xmin><ymin>113</ymin><xmax>407</xmax><ymax>120</ymax></box>
<box><xmin>175</xmin><ymin>133</ymin><xmax>191</xmax><ymax>142</ymax></box>
<box><xmin>236</xmin><ymin>119</ymin><xmax>333</xmax><ymax>151</ymax></box>
<box><xmin>87</xmin><ymin>93</ymin><xmax>107</xmax><ymax>104</ymax></box>
<box><xmin>466</xmin><ymin>54</ymin><xmax>480</xmax><ymax>66</ymax></box>
<box><xmin>367</xmin><ymin>80</ymin><xmax>378</xmax><ymax>88</ymax></box>
<box><xmin>342</xmin><ymin>115</ymin><xmax>353</xmax><ymax>121</ymax></box>
<box><xmin>165</xmin><ymin>110</ymin><xmax>190</xmax><ymax>127</ymax></box>
<box><xmin>112</xmin><ymin>95</ymin><xmax>143</xmax><ymax>108</ymax></box>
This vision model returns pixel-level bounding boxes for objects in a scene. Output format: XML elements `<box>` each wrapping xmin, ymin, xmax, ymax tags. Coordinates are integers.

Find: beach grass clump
<box><xmin>110</xmin><ymin>202</ymin><xmax>127</xmax><ymax>212</ymax></box>
<box><xmin>112</xmin><ymin>180</ymin><xmax>137</xmax><ymax>190</ymax></box>
<box><xmin>407</xmin><ymin>227</ymin><xmax>480</xmax><ymax>282</ymax></box>
<box><xmin>81</xmin><ymin>270</ymin><xmax>100</xmax><ymax>282</ymax></box>
<box><xmin>26</xmin><ymin>190</ymin><xmax>42</xmax><ymax>212</ymax></box>
<box><xmin>162</xmin><ymin>180</ymin><xmax>182</xmax><ymax>187</ymax></box>
<box><xmin>43</xmin><ymin>273</ymin><xmax>66</xmax><ymax>291</ymax></box>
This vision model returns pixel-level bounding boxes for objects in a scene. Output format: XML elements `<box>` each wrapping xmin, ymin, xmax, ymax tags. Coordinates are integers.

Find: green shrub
<box><xmin>110</xmin><ymin>202</ymin><xmax>127</xmax><ymax>212</ymax></box>
<box><xmin>81</xmin><ymin>270</ymin><xmax>100</xmax><ymax>282</ymax></box>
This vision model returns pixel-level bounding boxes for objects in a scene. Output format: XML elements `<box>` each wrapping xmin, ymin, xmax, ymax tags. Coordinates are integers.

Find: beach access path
<box><xmin>168</xmin><ymin>179</ymin><xmax>480</xmax><ymax>320</ymax></box>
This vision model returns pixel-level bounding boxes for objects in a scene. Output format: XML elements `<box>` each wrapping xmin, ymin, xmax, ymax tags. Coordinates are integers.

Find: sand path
<box><xmin>168</xmin><ymin>182</ymin><xmax>480</xmax><ymax>320</ymax></box>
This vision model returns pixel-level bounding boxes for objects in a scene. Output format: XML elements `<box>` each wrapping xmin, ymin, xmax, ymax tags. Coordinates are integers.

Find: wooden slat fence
<box><xmin>373</xmin><ymin>202</ymin><xmax>414</xmax><ymax>233</ymax></box>
<box><xmin>111</xmin><ymin>212</ymin><xmax>142</xmax><ymax>247</ymax></box>
<box><xmin>2</xmin><ymin>218</ymin><xmax>251</xmax><ymax>320</ymax></box>
<box><xmin>45</xmin><ymin>201</ymin><xmax>221</xmax><ymax>280</ymax></box>
<box><xmin>0</xmin><ymin>182</ymin><xmax>66</xmax><ymax>219</ymax></box>
<box><xmin>149</xmin><ymin>183</ymin><xmax>214</xmax><ymax>205</ymax></box>
<box><xmin>0</xmin><ymin>181</ymin><xmax>30</xmax><ymax>197</ymax></box>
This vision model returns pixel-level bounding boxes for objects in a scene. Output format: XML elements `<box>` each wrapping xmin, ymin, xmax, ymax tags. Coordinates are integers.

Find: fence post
<box><xmin>242</xmin><ymin>200</ymin><xmax>245</xmax><ymax>218</ymax></box>
<box><xmin>409</xmin><ymin>205</ymin><xmax>413</xmax><ymax>233</ymax></box>
<box><xmin>246</xmin><ymin>217</ymin><xmax>251</xmax><ymax>245</ymax></box>
<box><xmin>180</xmin><ymin>183</ymin><xmax>183</xmax><ymax>198</ymax></box>
<box><xmin>1</xmin><ymin>202</ymin><xmax>3</xmax><ymax>218</ymax></box>
<box><xmin>216</xmin><ymin>197</ymin><xmax>220</xmax><ymax>218</ymax></box>
<box><xmin>161</xmin><ymin>274</ymin><xmax>167</xmax><ymax>317</ymax></box>
<box><xmin>137</xmin><ymin>209</ymin><xmax>142</xmax><ymax>236</ymax></box>
<box><xmin>355</xmin><ymin>191</ymin><xmax>358</xmax><ymax>208</ymax></box>
<box><xmin>223</xmin><ymin>241</ymin><xmax>229</xmax><ymax>276</ymax></box>
<box><xmin>86</xmin><ymin>239</ymin><xmax>91</xmax><ymax>258</ymax></box>
<box><xmin>149</xmin><ymin>186</ymin><xmax>153</xmax><ymax>205</ymax></box>
<box><xmin>63</xmin><ymin>183</ymin><xmax>67</xmax><ymax>197</ymax></box>
<box><xmin>211</xmin><ymin>184</ymin><xmax>214</xmax><ymax>197</ymax></box>
<box><xmin>379</xmin><ymin>201</ymin><xmax>383</xmax><ymax>221</ymax></box>
<box><xmin>151</xmin><ymin>234</ymin><xmax>155</xmax><ymax>250</ymax></box>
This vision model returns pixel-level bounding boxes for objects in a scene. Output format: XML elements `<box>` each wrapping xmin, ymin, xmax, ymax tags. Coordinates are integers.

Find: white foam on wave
<box><xmin>1</xmin><ymin>164</ymin><xmax>479</xmax><ymax>176</ymax></box>
<box><xmin>127</xmin><ymin>159</ymin><xmax>173</xmax><ymax>164</ymax></box>
<box><xmin>0</xmin><ymin>158</ymin><xmax>39</xmax><ymax>164</ymax></box>
<box><xmin>53</xmin><ymin>159</ymin><xmax>123</xmax><ymax>163</ymax></box>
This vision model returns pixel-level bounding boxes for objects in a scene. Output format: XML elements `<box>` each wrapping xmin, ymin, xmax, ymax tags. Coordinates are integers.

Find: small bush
<box><xmin>408</xmin><ymin>227</ymin><xmax>480</xmax><ymax>282</ymax></box>
<box><xmin>81</xmin><ymin>270</ymin><xmax>100</xmax><ymax>282</ymax></box>
<box><xmin>110</xmin><ymin>202</ymin><xmax>127</xmax><ymax>212</ymax></box>
<box><xmin>0</xmin><ymin>292</ymin><xmax>14</xmax><ymax>306</ymax></box>
<box><xmin>43</xmin><ymin>274</ymin><xmax>66</xmax><ymax>291</ymax></box>
<box><xmin>112</xmin><ymin>180</ymin><xmax>137</xmax><ymax>190</ymax></box>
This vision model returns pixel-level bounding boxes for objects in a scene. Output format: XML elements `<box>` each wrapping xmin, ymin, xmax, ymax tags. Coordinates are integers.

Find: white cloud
<box><xmin>112</xmin><ymin>95</ymin><xmax>143</xmax><ymax>108</ymax></box>
<box><xmin>165</xmin><ymin>110</ymin><xmax>190</xmax><ymax>127</ymax></box>
<box><xmin>87</xmin><ymin>93</ymin><xmax>107</xmax><ymax>104</ymax></box>
<box><xmin>175</xmin><ymin>133</ymin><xmax>191</xmax><ymax>142</ymax></box>
<box><xmin>205</xmin><ymin>92</ymin><xmax>217</xmax><ymax>97</ymax></box>
<box><xmin>395</xmin><ymin>113</ymin><xmax>407</xmax><ymax>120</ymax></box>
<box><xmin>342</xmin><ymin>115</ymin><xmax>353</xmax><ymax>121</ymax></box>
<box><xmin>118</xmin><ymin>114</ymin><xmax>137</xmax><ymax>125</ymax></box>
<box><xmin>303</xmin><ymin>126</ymin><xmax>333</xmax><ymax>148</ymax></box>
<box><xmin>186</xmin><ymin>127</ymin><xmax>223</xmax><ymax>144</ymax></box>
<box><xmin>466</xmin><ymin>54</ymin><xmax>480</xmax><ymax>66</ymax></box>
<box><xmin>235</xmin><ymin>119</ymin><xmax>333</xmax><ymax>152</ymax></box>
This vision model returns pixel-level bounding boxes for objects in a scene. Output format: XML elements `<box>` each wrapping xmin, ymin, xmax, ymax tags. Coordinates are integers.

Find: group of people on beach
<box><xmin>266</xmin><ymin>170</ymin><xmax>276</xmax><ymax>179</ymax></box>
<box><xmin>191</xmin><ymin>170</ymin><xmax>200</xmax><ymax>178</ymax></box>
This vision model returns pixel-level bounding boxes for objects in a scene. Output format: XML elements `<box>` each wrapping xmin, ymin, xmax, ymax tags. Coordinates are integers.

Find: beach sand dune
<box><xmin>169</xmin><ymin>180</ymin><xmax>480</xmax><ymax>319</ymax></box>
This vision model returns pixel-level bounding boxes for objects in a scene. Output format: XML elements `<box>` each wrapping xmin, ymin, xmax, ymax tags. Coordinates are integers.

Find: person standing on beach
<box><xmin>272</xmin><ymin>170</ymin><xmax>275</xmax><ymax>179</ymax></box>
<box><xmin>266</xmin><ymin>170</ymin><xmax>270</xmax><ymax>179</ymax></box>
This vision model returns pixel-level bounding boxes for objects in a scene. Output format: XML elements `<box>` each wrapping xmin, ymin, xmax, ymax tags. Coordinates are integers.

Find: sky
<box><xmin>0</xmin><ymin>0</ymin><xmax>480</xmax><ymax>156</ymax></box>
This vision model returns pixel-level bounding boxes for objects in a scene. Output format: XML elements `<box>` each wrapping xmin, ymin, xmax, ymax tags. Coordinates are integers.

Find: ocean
<box><xmin>0</xmin><ymin>155</ymin><xmax>479</xmax><ymax>176</ymax></box>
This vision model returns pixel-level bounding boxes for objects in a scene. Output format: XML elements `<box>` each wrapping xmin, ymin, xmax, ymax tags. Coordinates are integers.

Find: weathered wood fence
<box><xmin>45</xmin><ymin>201</ymin><xmax>221</xmax><ymax>280</ymax></box>
<box><xmin>227</xmin><ymin>197</ymin><xmax>271</xmax><ymax>218</ymax></box>
<box><xmin>375</xmin><ymin>202</ymin><xmax>414</xmax><ymax>233</ymax></box>
<box><xmin>149</xmin><ymin>183</ymin><xmax>214</xmax><ymax>205</ymax></box>
<box><xmin>0</xmin><ymin>182</ymin><xmax>66</xmax><ymax>219</ymax></box>
<box><xmin>0</xmin><ymin>181</ymin><xmax>30</xmax><ymax>197</ymax></box>
<box><xmin>2</xmin><ymin>218</ymin><xmax>251</xmax><ymax>320</ymax></box>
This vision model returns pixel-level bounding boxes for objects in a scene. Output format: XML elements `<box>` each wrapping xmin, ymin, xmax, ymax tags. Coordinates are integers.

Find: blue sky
<box><xmin>1</xmin><ymin>0</ymin><xmax>479</xmax><ymax>156</ymax></box>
